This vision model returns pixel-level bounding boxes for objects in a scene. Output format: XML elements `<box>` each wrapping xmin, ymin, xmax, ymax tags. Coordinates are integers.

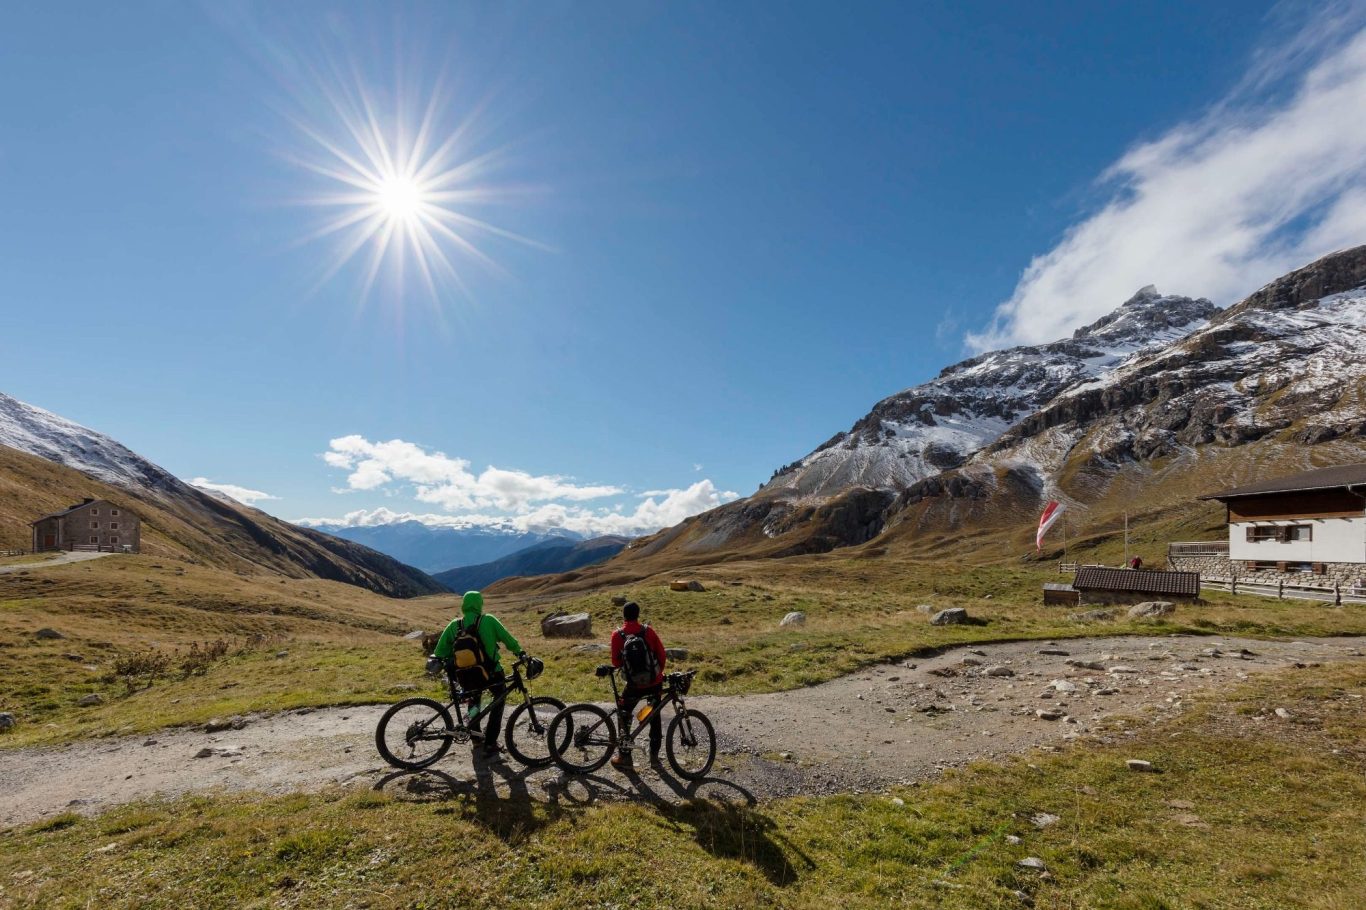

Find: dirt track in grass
<box><xmin>3</xmin><ymin>633</ymin><xmax>1363</xmax><ymax>827</ymax></box>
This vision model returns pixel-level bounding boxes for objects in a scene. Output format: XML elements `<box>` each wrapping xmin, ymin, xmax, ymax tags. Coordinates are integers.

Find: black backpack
<box><xmin>450</xmin><ymin>616</ymin><xmax>494</xmax><ymax>690</ymax></box>
<box><xmin>621</xmin><ymin>625</ymin><xmax>659</xmax><ymax>688</ymax></box>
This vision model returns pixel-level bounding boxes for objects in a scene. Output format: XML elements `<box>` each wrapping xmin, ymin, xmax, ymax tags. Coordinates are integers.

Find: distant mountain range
<box><xmin>573</xmin><ymin>245</ymin><xmax>1366</xmax><ymax>585</ymax></box>
<box><xmin>434</xmin><ymin>535</ymin><xmax>629</xmax><ymax>592</ymax></box>
<box><xmin>0</xmin><ymin>394</ymin><xmax>444</xmax><ymax>598</ymax></box>
<box><xmin>303</xmin><ymin>520</ymin><xmax>578</xmax><ymax>575</ymax></box>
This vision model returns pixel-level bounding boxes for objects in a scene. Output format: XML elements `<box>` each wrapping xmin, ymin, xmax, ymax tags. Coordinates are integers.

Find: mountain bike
<box><xmin>375</xmin><ymin>654</ymin><xmax>565</xmax><ymax>770</ymax></box>
<box><xmin>547</xmin><ymin>666</ymin><xmax>715</xmax><ymax>780</ymax></box>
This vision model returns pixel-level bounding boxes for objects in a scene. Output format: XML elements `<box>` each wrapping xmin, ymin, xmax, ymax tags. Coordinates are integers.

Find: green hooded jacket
<box><xmin>432</xmin><ymin>591</ymin><xmax>523</xmax><ymax>673</ymax></box>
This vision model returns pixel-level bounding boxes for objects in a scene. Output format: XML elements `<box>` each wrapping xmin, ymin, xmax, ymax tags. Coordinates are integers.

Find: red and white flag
<box><xmin>1036</xmin><ymin>500</ymin><xmax>1065</xmax><ymax>550</ymax></box>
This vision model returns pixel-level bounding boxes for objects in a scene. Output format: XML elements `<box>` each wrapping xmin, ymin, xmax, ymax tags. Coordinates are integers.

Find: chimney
<box><xmin>83</xmin><ymin>498</ymin><xmax>95</xmax><ymax>504</ymax></box>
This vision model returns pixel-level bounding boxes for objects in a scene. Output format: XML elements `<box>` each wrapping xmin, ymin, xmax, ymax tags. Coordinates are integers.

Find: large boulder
<box><xmin>1128</xmin><ymin>601</ymin><xmax>1175</xmax><ymax>618</ymax></box>
<box><xmin>542</xmin><ymin>611</ymin><xmax>593</xmax><ymax>638</ymax></box>
<box><xmin>930</xmin><ymin>608</ymin><xmax>970</xmax><ymax>626</ymax></box>
<box><xmin>779</xmin><ymin>611</ymin><xmax>806</xmax><ymax>628</ymax></box>
<box><xmin>670</xmin><ymin>580</ymin><xmax>707</xmax><ymax>592</ymax></box>
<box><xmin>35</xmin><ymin>628</ymin><xmax>64</xmax><ymax>640</ymax></box>
<box><xmin>665</xmin><ymin>647</ymin><xmax>690</xmax><ymax>660</ymax></box>
<box><xmin>0</xmin><ymin>712</ymin><xmax>15</xmax><ymax>732</ymax></box>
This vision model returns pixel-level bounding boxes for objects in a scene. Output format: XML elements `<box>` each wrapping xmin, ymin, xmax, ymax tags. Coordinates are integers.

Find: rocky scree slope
<box><xmin>0</xmin><ymin>393</ymin><xmax>444</xmax><ymax>597</ymax></box>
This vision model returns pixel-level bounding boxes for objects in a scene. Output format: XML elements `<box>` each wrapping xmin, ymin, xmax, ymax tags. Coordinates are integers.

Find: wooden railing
<box><xmin>0</xmin><ymin>549</ymin><xmax>26</xmax><ymax>558</ymax></box>
<box><xmin>1201</xmin><ymin>574</ymin><xmax>1366</xmax><ymax>606</ymax></box>
<box><xmin>1168</xmin><ymin>541</ymin><xmax>1230</xmax><ymax>557</ymax></box>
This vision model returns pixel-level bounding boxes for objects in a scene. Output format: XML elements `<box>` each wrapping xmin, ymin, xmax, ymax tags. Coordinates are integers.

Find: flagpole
<box><xmin>1123</xmin><ymin>512</ymin><xmax>1129</xmax><ymax>567</ymax></box>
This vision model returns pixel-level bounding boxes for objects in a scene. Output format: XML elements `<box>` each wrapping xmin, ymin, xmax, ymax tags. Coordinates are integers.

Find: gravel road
<box><xmin>3</xmin><ymin>633</ymin><xmax>1362</xmax><ymax>826</ymax></box>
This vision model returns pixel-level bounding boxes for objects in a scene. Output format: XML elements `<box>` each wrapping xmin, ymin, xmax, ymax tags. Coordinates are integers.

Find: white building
<box><xmin>1201</xmin><ymin>463</ymin><xmax>1366</xmax><ymax>580</ymax></box>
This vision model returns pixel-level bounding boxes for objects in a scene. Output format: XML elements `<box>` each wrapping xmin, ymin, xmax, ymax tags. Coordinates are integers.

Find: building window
<box><xmin>110</xmin><ymin>536</ymin><xmax>119</xmax><ymax>546</ymax></box>
<box><xmin>91</xmin><ymin>508</ymin><xmax>99</xmax><ymax>515</ymax></box>
<box><xmin>111</xmin><ymin>509</ymin><xmax>119</xmax><ymax>516</ymax></box>
<box><xmin>90</xmin><ymin>536</ymin><xmax>98</xmax><ymax>544</ymax></box>
<box><xmin>110</xmin><ymin>522</ymin><xmax>119</xmax><ymax>530</ymax></box>
<box><xmin>90</xmin><ymin>521</ymin><xmax>99</xmax><ymax>529</ymax></box>
<box><xmin>1245</xmin><ymin>525</ymin><xmax>1312</xmax><ymax>543</ymax></box>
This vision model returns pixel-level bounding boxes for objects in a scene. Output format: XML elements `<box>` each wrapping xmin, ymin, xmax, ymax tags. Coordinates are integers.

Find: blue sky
<box><xmin>4</xmin><ymin>1</ymin><xmax>1365</xmax><ymax>535</ymax></box>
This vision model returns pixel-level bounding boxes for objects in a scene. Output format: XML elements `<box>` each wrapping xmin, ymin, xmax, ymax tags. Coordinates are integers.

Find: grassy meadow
<box><xmin>2</xmin><ymin>659</ymin><xmax>1362</xmax><ymax>909</ymax></box>
<box><xmin>2</xmin><ymin>547</ymin><xmax>1365</xmax><ymax>747</ymax></box>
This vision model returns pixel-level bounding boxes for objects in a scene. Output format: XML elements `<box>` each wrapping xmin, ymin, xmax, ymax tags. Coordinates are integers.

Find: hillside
<box><xmin>575</xmin><ymin>246</ymin><xmax>1366</xmax><ymax>583</ymax></box>
<box><xmin>434</xmin><ymin>535</ymin><xmax>628</xmax><ymax>592</ymax></box>
<box><xmin>0</xmin><ymin>395</ymin><xmax>445</xmax><ymax>597</ymax></box>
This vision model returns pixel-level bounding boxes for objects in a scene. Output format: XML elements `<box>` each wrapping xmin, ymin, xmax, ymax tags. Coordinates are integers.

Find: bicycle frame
<box><xmin>443</xmin><ymin>662</ymin><xmax>530</xmax><ymax>731</ymax></box>
<box><xmin>604</xmin><ymin>670</ymin><xmax>688</xmax><ymax>750</ymax></box>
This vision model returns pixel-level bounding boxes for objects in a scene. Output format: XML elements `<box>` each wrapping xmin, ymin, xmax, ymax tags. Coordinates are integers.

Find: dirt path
<box><xmin>3</xmin><ymin>633</ymin><xmax>1363</xmax><ymax>827</ymax></box>
<box><xmin>0</xmin><ymin>551</ymin><xmax>113</xmax><ymax>575</ymax></box>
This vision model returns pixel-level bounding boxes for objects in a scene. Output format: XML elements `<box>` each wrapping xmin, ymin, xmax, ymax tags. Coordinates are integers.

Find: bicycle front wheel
<box><xmin>548</xmin><ymin>703</ymin><xmax>616</xmax><ymax>774</ymax></box>
<box><xmin>375</xmin><ymin>697</ymin><xmax>454</xmax><ymax>770</ymax></box>
<box><xmin>504</xmin><ymin>696</ymin><xmax>567</xmax><ymax>767</ymax></box>
<box><xmin>666</xmin><ymin>708</ymin><xmax>715</xmax><ymax>780</ymax></box>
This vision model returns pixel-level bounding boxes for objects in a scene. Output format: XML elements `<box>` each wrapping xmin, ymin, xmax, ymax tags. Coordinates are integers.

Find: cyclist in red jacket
<box><xmin>609</xmin><ymin>601</ymin><xmax>667</xmax><ymax>770</ymax></box>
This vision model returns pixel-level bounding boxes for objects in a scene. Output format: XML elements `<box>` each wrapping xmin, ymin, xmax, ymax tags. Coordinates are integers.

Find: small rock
<box><xmin>1004</xmin><ymin>834</ymin><xmax>1022</xmax><ymax>845</ymax></box>
<box><xmin>1013</xmin><ymin>890</ymin><xmax>1035</xmax><ymax>906</ymax></box>
<box><xmin>0</xmin><ymin>712</ymin><xmax>15</xmax><ymax>732</ymax></box>
<box><xmin>1066</xmin><ymin>658</ymin><xmax>1106</xmax><ymax>671</ymax></box>
<box><xmin>1109</xmin><ymin>666</ymin><xmax>1140</xmax><ymax>674</ymax></box>
<box><xmin>931</xmin><ymin>608</ymin><xmax>970</xmax><ymax>626</ymax></box>
<box><xmin>35</xmin><ymin>628</ymin><xmax>65</xmax><ymax>640</ymax></box>
<box><xmin>779</xmin><ymin>611</ymin><xmax>806</xmax><ymax>627</ymax></box>
<box><xmin>143</xmin><ymin>739</ymin><xmax>158</xmax><ymax>746</ymax></box>
<box><xmin>1127</xmin><ymin>601</ymin><xmax>1175</xmax><ymax>618</ymax></box>
<box><xmin>402</xmin><ymin>630</ymin><xmax>426</xmax><ymax>640</ymax></box>
<box><xmin>63</xmin><ymin>653</ymin><xmax>85</xmax><ymax>662</ymax></box>
<box><xmin>1017</xmin><ymin>857</ymin><xmax>1047</xmax><ymax>871</ymax></box>
<box><xmin>194</xmin><ymin>747</ymin><xmax>216</xmax><ymax>759</ymax></box>
<box><xmin>960</xmin><ymin>657</ymin><xmax>983</xmax><ymax>667</ymax></box>
<box><xmin>203</xmin><ymin>717</ymin><xmax>233</xmax><ymax>733</ymax></box>
<box><xmin>779</xmin><ymin>751</ymin><xmax>793</xmax><ymax>761</ymax></box>
<box><xmin>76</xmin><ymin>694</ymin><xmax>103</xmax><ymax>707</ymax></box>
<box><xmin>968</xmin><ymin>649</ymin><xmax>987</xmax><ymax>657</ymax></box>
<box><xmin>915</xmin><ymin>604</ymin><xmax>934</xmax><ymax>614</ymax></box>
<box><xmin>274</xmin><ymin>650</ymin><xmax>289</xmax><ymax>659</ymax></box>
<box><xmin>570</xmin><ymin>642</ymin><xmax>609</xmax><ymax>654</ymax></box>
<box><xmin>984</xmin><ymin>665</ymin><xmax>1015</xmax><ymax>678</ymax></box>
<box><xmin>664</xmin><ymin>647</ymin><xmax>690</xmax><ymax>660</ymax></box>
<box><xmin>1037</xmin><ymin>648</ymin><xmax>1070</xmax><ymax>656</ymax></box>
<box><xmin>611</xmin><ymin>595</ymin><xmax>628</xmax><ymax>606</ymax></box>
<box><xmin>1126</xmin><ymin>759</ymin><xmax>1157</xmax><ymax>772</ymax></box>
<box><xmin>1035</xmin><ymin>709</ymin><xmax>1065</xmax><ymax>721</ymax></box>
<box><xmin>889</xmin><ymin>797</ymin><xmax>905</xmax><ymax>807</ymax></box>
<box><xmin>1094</xmin><ymin>687</ymin><xmax>1119</xmax><ymax>696</ymax></box>
<box><xmin>1049</xmin><ymin>679</ymin><xmax>1078</xmax><ymax>693</ymax></box>
<box><xmin>1031</xmin><ymin>812</ymin><xmax>1060</xmax><ymax>829</ymax></box>
<box><xmin>1274</xmin><ymin>707</ymin><xmax>1292</xmax><ymax>720</ymax></box>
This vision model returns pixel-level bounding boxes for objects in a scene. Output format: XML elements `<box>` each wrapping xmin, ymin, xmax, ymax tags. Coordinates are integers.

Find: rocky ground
<box><xmin>2</xmin><ymin>633</ymin><xmax>1362</xmax><ymax>827</ymax></box>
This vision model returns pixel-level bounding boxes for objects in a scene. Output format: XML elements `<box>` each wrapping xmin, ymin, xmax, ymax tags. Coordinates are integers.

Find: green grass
<box><xmin>4</xmin><ymin>556</ymin><xmax>1365</xmax><ymax>747</ymax></box>
<box><xmin>3</xmin><ymin>664</ymin><xmax>1362</xmax><ymax>909</ymax></box>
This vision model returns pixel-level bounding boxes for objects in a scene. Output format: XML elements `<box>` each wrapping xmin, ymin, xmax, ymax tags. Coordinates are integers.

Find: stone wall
<box><xmin>1167</xmin><ymin>554</ymin><xmax>1365</xmax><ymax>588</ymax></box>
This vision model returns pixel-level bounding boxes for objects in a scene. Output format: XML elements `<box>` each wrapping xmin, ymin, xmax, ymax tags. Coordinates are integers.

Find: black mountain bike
<box><xmin>547</xmin><ymin>666</ymin><xmax>716</xmax><ymax>780</ymax></box>
<box><xmin>375</xmin><ymin>654</ymin><xmax>565</xmax><ymax>770</ymax></box>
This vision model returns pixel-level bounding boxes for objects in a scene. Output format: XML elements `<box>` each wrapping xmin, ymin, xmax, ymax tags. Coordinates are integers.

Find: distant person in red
<box><xmin>609</xmin><ymin>600</ymin><xmax>667</xmax><ymax>770</ymax></box>
<box><xmin>1129</xmin><ymin>556</ymin><xmax>1144</xmax><ymax>570</ymax></box>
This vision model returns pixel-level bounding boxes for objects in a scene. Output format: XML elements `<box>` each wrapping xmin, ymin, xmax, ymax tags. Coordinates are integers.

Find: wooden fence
<box><xmin>0</xmin><ymin>549</ymin><xmax>26</xmax><ymax>558</ymax></box>
<box><xmin>1167</xmin><ymin>541</ymin><xmax>1230</xmax><ymax>557</ymax></box>
<box><xmin>1200</xmin><ymin>574</ymin><xmax>1366</xmax><ymax>606</ymax></box>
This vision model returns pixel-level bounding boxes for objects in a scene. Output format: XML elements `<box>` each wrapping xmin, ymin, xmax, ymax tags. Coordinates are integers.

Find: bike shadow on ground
<box><xmin>373</xmin><ymin>757</ymin><xmax>813</xmax><ymax>886</ymax></box>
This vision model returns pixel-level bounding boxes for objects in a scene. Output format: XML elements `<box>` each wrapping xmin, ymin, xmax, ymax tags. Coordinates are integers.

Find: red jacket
<box><xmin>610</xmin><ymin>620</ymin><xmax>667</xmax><ymax>687</ymax></box>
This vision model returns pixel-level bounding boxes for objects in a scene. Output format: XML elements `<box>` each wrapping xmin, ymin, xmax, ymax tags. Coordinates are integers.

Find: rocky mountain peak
<box><xmin>1071</xmin><ymin>288</ymin><xmax>1217</xmax><ymax>347</ymax></box>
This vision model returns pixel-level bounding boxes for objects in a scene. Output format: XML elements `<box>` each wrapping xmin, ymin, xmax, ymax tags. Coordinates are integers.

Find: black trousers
<box><xmin>618</xmin><ymin>682</ymin><xmax>662</xmax><ymax>756</ymax></box>
<box><xmin>470</xmin><ymin>671</ymin><xmax>506</xmax><ymax>748</ymax></box>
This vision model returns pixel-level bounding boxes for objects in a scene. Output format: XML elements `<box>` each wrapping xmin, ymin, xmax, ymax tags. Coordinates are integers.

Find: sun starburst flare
<box><xmin>282</xmin><ymin>67</ymin><xmax>544</xmax><ymax>304</ymax></box>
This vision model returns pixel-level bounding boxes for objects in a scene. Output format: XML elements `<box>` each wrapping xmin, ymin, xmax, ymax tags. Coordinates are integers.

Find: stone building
<box><xmin>1169</xmin><ymin>463</ymin><xmax>1366</xmax><ymax>587</ymax></box>
<box><xmin>30</xmin><ymin>499</ymin><xmax>140</xmax><ymax>553</ymax></box>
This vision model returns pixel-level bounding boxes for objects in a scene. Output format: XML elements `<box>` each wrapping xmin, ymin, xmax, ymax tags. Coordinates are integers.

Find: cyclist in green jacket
<box><xmin>433</xmin><ymin>591</ymin><xmax>526</xmax><ymax>759</ymax></box>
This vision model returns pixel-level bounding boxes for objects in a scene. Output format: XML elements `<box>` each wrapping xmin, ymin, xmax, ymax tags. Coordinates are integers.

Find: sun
<box><xmin>375</xmin><ymin>175</ymin><xmax>425</xmax><ymax>223</ymax></box>
<box><xmin>285</xmin><ymin>70</ymin><xmax>542</xmax><ymax>302</ymax></box>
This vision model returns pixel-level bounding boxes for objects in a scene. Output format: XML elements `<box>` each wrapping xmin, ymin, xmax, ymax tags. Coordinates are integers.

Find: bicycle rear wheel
<box><xmin>548</xmin><ymin>703</ymin><xmax>616</xmax><ymax>774</ymax></box>
<box><xmin>375</xmin><ymin>698</ymin><xmax>455</xmax><ymax>770</ymax></box>
<box><xmin>666</xmin><ymin>708</ymin><xmax>715</xmax><ymax>780</ymax></box>
<box><xmin>504</xmin><ymin>696</ymin><xmax>567</xmax><ymax>767</ymax></box>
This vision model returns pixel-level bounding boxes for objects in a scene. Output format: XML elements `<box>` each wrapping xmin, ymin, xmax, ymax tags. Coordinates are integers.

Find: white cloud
<box><xmin>322</xmin><ymin>435</ymin><xmax>622</xmax><ymax>511</ymax></box>
<box><xmin>969</xmin><ymin>14</ymin><xmax>1366</xmax><ymax>352</ymax></box>
<box><xmin>190</xmin><ymin>477</ymin><xmax>280</xmax><ymax>505</ymax></box>
<box><xmin>296</xmin><ymin>479</ymin><xmax>740</xmax><ymax>537</ymax></box>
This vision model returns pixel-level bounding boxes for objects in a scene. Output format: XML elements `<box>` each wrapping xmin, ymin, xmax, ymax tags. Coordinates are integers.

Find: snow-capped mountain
<box><xmin>302</xmin><ymin>519</ymin><xmax>579</xmax><ymax>575</ymax></box>
<box><xmin>0</xmin><ymin>393</ymin><xmax>445</xmax><ymax>596</ymax></box>
<box><xmin>763</xmin><ymin>287</ymin><xmax>1217</xmax><ymax>499</ymax></box>
<box><xmin>0</xmin><ymin>393</ymin><xmax>183</xmax><ymax>495</ymax></box>
<box><xmin>605</xmin><ymin>245</ymin><xmax>1366</xmax><ymax>574</ymax></box>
